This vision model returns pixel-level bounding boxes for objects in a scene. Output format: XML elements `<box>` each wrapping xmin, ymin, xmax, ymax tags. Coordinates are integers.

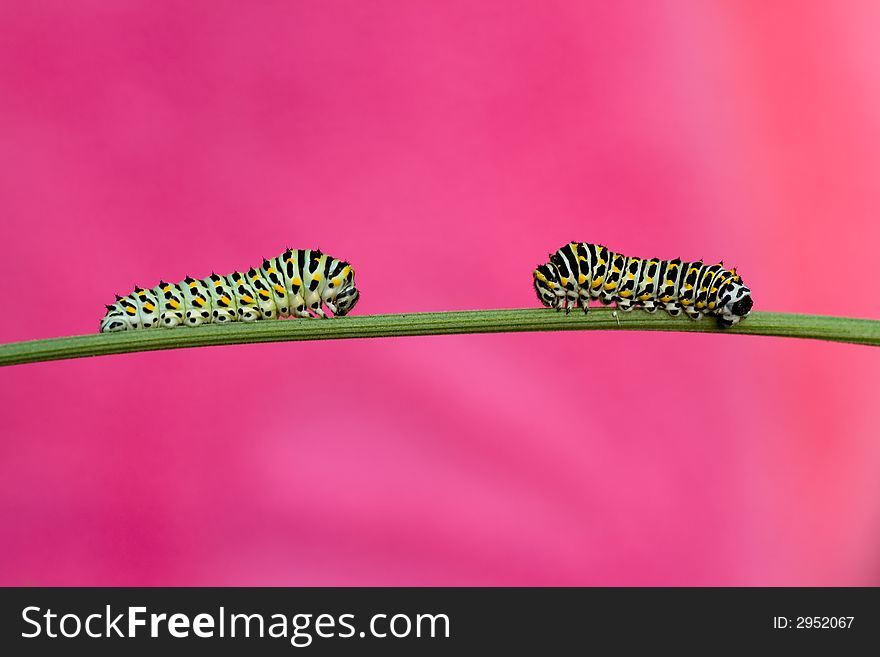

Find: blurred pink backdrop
<box><xmin>2</xmin><ymin>1</ymin><xmax>879</xmax><ymax>585</ymax></box>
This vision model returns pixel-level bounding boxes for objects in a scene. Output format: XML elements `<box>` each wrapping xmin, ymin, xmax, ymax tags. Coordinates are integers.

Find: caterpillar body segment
<box><xmin>181</xmin><ymin>276</ymin><xmax>212</xmax><ymax>327</ymax></box>
<box><xmin>533</xmin><ymin>242</ymin><xmax>753</xmax><ymax>327</ymax></box>
<box><xmin>100</xmin><ymin>248</ymin><xmax>359</xmax><ymax>333</ymax></box>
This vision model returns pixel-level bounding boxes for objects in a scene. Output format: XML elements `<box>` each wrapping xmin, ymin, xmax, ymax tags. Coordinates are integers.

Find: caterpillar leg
<box><xmin>238</xmin><ymin>307</ymin><xmax>261</xmax><ymax>322</ymax></box>
<box><xmin>683</xmin><ymin>307</ymin><xmax>702</xmax><ymax>320</ymax></box>
<box><xmin>577</xmin><ymin>289</ymin><xmax>591</xmax><ymax>313</ymax></box>
<box><xmin>211</xmin><ymin>309</ymin><xmax>237</xmax><ymax>324</ymax></box>
<box><xmin>185</xmin><ymin>309</ymin><xmax>210</xmax><ymax>326</ymax></box>
<box><xmin>616</xmin><ymin>299</ymin><xmax>635</xmax><ymax>313</ymax></box>
<box><xmin>289</xmin><ymin>304</ymin><xmax>311</xmax><ymax>318</ymax></box>
<box><xmin>160</xmin><ymin>311</ymin><xmax>185</xmax><ymax>327</ymax></box>
<box><xmin>562</xmin><ymin>292</ymin><xmax>579</xmax><ymax>314</ymax></box>
<box><xmin>552</xmin><ymin>291</ymin><xmax>566</xmax><ymax>311</ymax></box>
<box><xmin>304</xmin><ymin>296</ymin><xmax>328</xmax><ymax>317</ymax></box>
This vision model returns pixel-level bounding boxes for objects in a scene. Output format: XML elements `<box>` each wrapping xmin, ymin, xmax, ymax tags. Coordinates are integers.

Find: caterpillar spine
<box><xmin>100</xmin><ymin>248</ymin><xmax>359</xmax><ymax>333</ymax></box>
<box><xmin>533</xmin><ymin>242</ymin><xmax>752</xmax><ymax>327</ymax></box>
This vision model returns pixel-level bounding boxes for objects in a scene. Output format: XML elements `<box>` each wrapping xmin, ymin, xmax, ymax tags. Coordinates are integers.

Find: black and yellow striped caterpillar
<box><xmin>533</xmin><ymin>242</ymin><xmax>753</xmax><ymax>327</ymax></box>
<box><xmin>100</xmin><ymin>248</ymin><xmax>359</xmax><ymax>333</ymax></box>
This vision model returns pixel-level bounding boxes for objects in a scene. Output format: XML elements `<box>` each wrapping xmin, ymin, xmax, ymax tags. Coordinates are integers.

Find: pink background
<box><xmin>2</xmin><ymin>1</ymin><xmax>880</xmax><ymax>585</ymax></box>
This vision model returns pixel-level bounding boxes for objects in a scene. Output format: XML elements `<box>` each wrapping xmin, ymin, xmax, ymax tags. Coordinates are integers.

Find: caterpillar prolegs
<box><xmin>533</xmin><ymin>242</ymin><xmax>753</xmax><ymax>327</ymax></box>
<box><xmin>100</xmin><ymin>248</ymin><xmax>359</xmax><ymax>333</ymax></box>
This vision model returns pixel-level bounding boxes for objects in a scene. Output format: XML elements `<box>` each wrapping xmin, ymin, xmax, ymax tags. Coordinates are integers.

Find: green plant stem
<box><xmin>1</xmin><ymin>309</ymin><xmax>878</xmax><ymax>367</ymax></box>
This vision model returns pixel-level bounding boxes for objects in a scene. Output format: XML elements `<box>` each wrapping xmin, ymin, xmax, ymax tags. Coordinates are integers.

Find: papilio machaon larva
<box><xmin>100</xmin><ymin>248</ymin><xmax>359</xmax><ymax>333</ymax></box>
<box><xmin>533</xmin><ymin>242</ymin><xmax>752</xmax><ymax>327</ymax></box>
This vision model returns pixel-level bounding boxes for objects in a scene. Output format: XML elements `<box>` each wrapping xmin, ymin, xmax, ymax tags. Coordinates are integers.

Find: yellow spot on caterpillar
<box><xmin>535</xmin><ymin>272</ymin><xmax>547</xmax><ymax>282</ymax></box>
<box><xmin>618</xmin><ymin>290</ymin><xmax>632</xmax><ymax>298</ymax></box>
<box><xmin>189</xmin><ymin>281</ymin><xmax>198</xmax><ymax>289</ymax></box>
<box><xmin>681</xmin><ymin>299</ymin><xmax>692</xmax><ymax>306</ymax></box>
<box><xmin>194</xmin><ymin>297</ymin><xmax>205</xmax><ymax>307</ymax></box>
<box><xmin>266</xmin><ymin>267</ymin><xmax>276</xmax><ymax>274</ymax></box>
<box><xmin>169</xmin><ymin>299</ymin><xmax>180</xmax><ymax>309</ymax></box>
<box><xmin>708</xmin><ymin>302</ymin><xmax>716</xmax><ymax>309</ymax></box>
<box><xmin>604</xmin><ymin>282</ymin><xmax>616</xmax><ymax>291</ymax></box>
<box><xmin>292</xmin><ymin>278</ymin><xmax>302</xmax><ymax>286</ymax></box>
<box><xmin>696</xmin><ymin>302</ymin><xmax>705</xmax><ymax>309</ymax></box>
<box><xmin>273</xmin><ymin>284</ymin><xmax>285</xmax><ymax>294</ymax></box>
<box><xmin>125</xmin><ymin>306</ymin><xmax>136</xmax><ymax>315</ymax></box>
<box><xmin>685</xmin><ymin>284</ymin><xmax>693</xmax><ymax>291</ymax></box>
<box><xmin>591</xmin><ymin>277</ymin><xmax>604</xmax><ymax>289</ymax></box>
<box><xmin>647</xmin><ymin>277</ymin><xmax>653</xmax><ymax>283</ymax></box>
<box><xmin>259</xmin><ymin>290</ymin><xmax>270</xmax><ymax>299</ymax></box>
<box><xmin>560</xmin><ymin>277</ymin><xmax>569</xmax><ymax>286</ymax></box>
<box><xmin>220</xmin><ymin>296</ymin><xmax>231</xmax><ymax>305</ymax></box>
<box><xmin>577</xmin><ymin>274</ymin><xmax>586</xmax><ymax>284</ymax></box>
<box><xmin>143</xmin><ymin>302</ymin><xmax>155</xmax><ymax>311</ymax></box>
<box><xmin>313</xmin><ymin>273</ymin><xmax>322</xmax><ymax>283</ymax></box>
<box><xmin>241</xmin><ymin>295</ymin><xmax>254</xmax><ymax>304</ymax></box>
<box><xmin>638</xmin><ymin>293</ymin><xmax>651</xmax><ymax>301</ymax></box>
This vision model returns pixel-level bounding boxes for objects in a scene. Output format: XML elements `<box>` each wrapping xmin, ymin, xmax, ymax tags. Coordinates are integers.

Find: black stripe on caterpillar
<box><xmin>100</xmin><ymin>248</ymin><xmax>359</xmax><ymax>333</ymax></box>
<box><xmin>533</xmin><ymin>242</ymin><xmax>752</xmax><ymax>327</ymax></box>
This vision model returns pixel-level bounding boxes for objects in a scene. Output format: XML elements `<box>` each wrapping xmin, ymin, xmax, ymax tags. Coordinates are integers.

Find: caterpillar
<box><xmin>533</xmin><ymin>242</ymin><xmax>753</xmax><ymax>327</ymax></box>
<box><xmin>100</xmin><ymin>248</ymin><xmax>359</xmax><ymax>333</ymax></box>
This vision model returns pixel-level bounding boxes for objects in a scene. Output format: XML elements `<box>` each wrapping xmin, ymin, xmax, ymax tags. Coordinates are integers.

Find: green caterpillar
<box><xmin>100</xmin><ymin>248</ymin><xmax>359</xmax><ymax>332</ymax></box>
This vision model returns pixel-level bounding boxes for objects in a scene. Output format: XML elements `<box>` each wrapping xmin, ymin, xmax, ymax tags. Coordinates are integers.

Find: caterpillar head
<box><xmin>533</xmin><ymin>264</ymin><xmax>562</xmax><ymax>308</ymax></box>
<box><xmin>322</xmin><ymin>262</ymin><xmax>360</xmax><ymax>317</ymax></box>
<box><xmin>718</xmin><ymin>278</ymin><xmax>753</xmax><ymax>327</ymax></box>
<box><xmin>333</xmin><ymin>287</ymin><xmax>359</xmax><ymax>316</ymax></box>
<box><xmin>332</xmin><ymin>284</ymin><xmax>360</xmax><ymax>316</ymax></box>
